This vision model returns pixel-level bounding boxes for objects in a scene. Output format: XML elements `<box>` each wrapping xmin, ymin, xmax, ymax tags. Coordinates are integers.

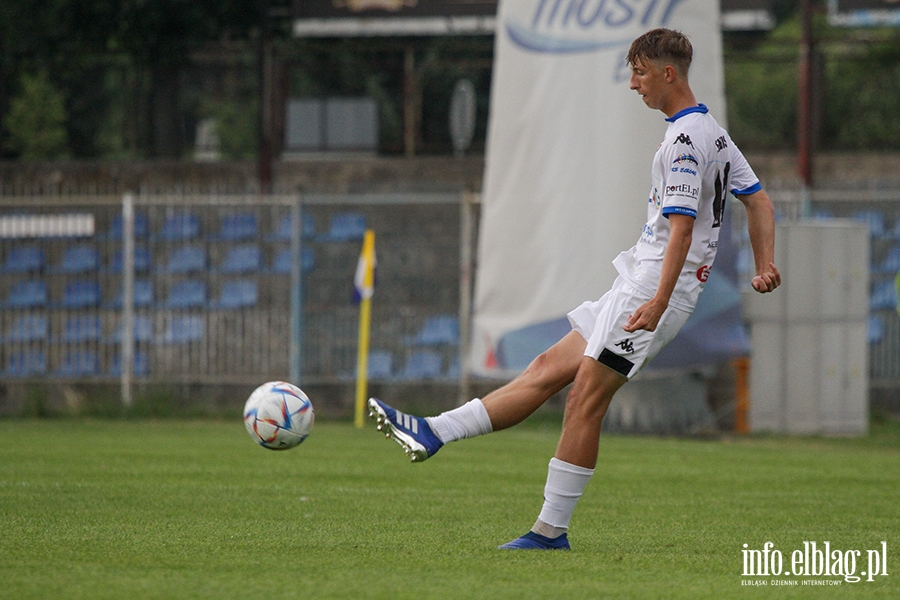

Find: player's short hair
<box><xmin>627</xmin><ymin>28</ymin><xmax>693</xmax><ymax>78</ymax></box>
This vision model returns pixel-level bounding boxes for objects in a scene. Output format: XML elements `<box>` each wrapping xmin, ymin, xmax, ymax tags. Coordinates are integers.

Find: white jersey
<box><xmin>613</xmin><ymin>104</ymin><xmax>761</xmax><ymax>311</ymax></box>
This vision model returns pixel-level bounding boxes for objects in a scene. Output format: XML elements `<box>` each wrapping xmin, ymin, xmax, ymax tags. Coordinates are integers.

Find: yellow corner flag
<box><xmin>354</xmin><ymin>229</ymin><xmax>376</xmax><ymax>428</ymax></box>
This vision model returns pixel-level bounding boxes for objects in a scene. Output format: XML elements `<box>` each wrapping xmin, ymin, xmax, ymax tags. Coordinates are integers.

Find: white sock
<box><xmin>536</xmin><ymin>457</ymin><xmax>594</xmax><ymax>531</ymax></box>
<box><xmin>426</xmin><ymin>398</ymin><xmax>493</xmax><ymax>444</ymax></box>
<box><xmin>532</xmin><ymin>519</ymin><xmax>567</xmax><ymax>539</ymax></box>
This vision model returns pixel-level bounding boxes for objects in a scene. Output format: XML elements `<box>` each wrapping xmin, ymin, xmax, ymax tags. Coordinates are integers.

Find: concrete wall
<box><xmin>3</xmin><ymin>151</ymin><xmax>900</xmax><ymax>196</ymax></box>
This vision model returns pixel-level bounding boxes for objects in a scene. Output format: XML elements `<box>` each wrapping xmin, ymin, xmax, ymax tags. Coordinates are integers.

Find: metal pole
<box><xmin>403</xmin><ymin>46</ymin><xmax>417</xmax><ymax>158</ymax></box>
<box><xmin>798</xmin><ymin>0</ymin><xmax>814</xmax><ymax>217</ymax></box>
<box><xmin>458</xmin><ymin>191</ymin><xmax>475</xmax><ymax>406</ymax></box>
<box><xmin>289</xmin><ymin>199</ymin><xmax>303</xmax><ymax>384</ymax></box>
<box><xmin>258</xmin><ymin>0</ymin><xmax>273</xmax><ymax>194</ymax></box>
<box><xmin>121</xmin><ymin>193</ymin><xmax>135</xmax><ymax>408</ymax></box>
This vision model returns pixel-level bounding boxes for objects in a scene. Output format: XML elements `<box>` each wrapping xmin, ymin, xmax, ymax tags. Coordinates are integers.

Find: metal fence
<box><xmin>0</xmin><ymin>192</ymin><xmax>472</xmax><ymax>405</ymax></box>
<box><xmin>1</xmin><ymin>189</ymin><xmax>898</xmax><ymax>410</ymax></box>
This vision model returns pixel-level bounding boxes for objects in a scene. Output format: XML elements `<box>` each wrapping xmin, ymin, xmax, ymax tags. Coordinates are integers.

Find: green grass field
<box><xmin>1</xmin><ymin>416</ymin><xmax>898</xmax><ymax>599</ymax></box>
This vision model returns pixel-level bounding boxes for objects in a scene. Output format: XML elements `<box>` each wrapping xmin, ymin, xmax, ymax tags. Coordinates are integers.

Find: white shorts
<box><xmin>567</xmin><ymin>276</ymin><xmax>692</xmax><ymax>379</ymax></box>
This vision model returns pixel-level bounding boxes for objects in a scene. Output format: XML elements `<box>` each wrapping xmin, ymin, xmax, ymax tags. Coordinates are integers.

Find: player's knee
<box><xmin>565</xmin><ymin>389</ymin><xmax>614</xmax><ymax>424</ymax></box>
<box><xmin>523</xmin><ymin>350</ymin><xmax>570</xmax><ymax>391</ymax></box>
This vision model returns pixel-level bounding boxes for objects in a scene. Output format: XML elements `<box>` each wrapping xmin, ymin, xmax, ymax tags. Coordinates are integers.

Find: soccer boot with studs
<box><xmin>367</xmin><ymin>397</ymin><xmax>443</xmax><ymax>463</ymax></box>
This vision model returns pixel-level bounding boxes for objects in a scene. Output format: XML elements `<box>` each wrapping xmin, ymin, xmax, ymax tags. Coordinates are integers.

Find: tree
<box><xmin>0</xmin><ymin>0</ymin><xmax>276</xmax><ymax>159</ymax></box>
<box><xmin>4</xmin><ymin>70</ymin><xmax>70</xmax><ymax>159</ymax></box>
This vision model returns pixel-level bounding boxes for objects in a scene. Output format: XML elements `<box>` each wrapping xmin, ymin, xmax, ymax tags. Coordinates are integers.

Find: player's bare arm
<box><xmin>736</xmin><ymin>189</ymin><xmax>781</xmax><ymax>293</ymax></box>
<box><xmin>624</xmin><ymin>213</ymin><xmax>694</xmax><ymax>333</ymax></box>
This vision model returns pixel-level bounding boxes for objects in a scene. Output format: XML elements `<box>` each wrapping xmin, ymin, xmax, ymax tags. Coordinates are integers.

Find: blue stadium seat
<box><xmin>876</xmin><ymin>244</ymin><xmax>900</xmax><ymax>275</ymax></box>
<box><xmin>211</xmin><ymin>279</ymin><xmax>258</xmax><ymax>309</ymax></box>
<box><xmin>218</xmin><ymin>244</ymin><xmax>262</xmax><ymax>274</ymax></box>
<box><xmin>5</xmin><ymin>350</ymin><xmax>47</xmax><ymax>377</ymax></box>
<box><xmin>104</xmin><ymin>213</ymin><xmax>149</xmax><ymax>239</ymax></box>
<box><xmin>406</xmin><ymin>315</ymin><xmax>460</xmax><ymax>346</ymax></box>
<box><xmin>163</xmin><ymin>245</ymin><xmax>206</xmax><ymax>273</ymax></box>
<box><xmin>367</xmin><ymin>350</ymin><xmax>394</xmax><ymax>379</ymax></box>
<box><xmin>110</xmin><ymin>279</ymin><xmax>154</xmax><ymax>308</ymax></box>
<box><xmin>869</xmin><ymin>315</ymin><xmax>886</xmax><ymax>345</ymax></box>
<box><xmin>215</xmin><ymin>213</ymin><xmax>257</xmax><ymax>241</ymax></box>
<box><xmin>61</xmin><ymin>280</ymin><xmax>101</xmax><ymax>308</ymax></box>
<box><xmin>53</xmin><ymin>244</ymin><xmax>99</xmax><ymax>274</ymax></box>
<box><xmin>3</xmin><ymin>315</ymin><xmax>49</xmax><ymax>342</ymax></box>
<box><xmin>160</xmin><ymin>315</ymin><xmax>205</xmax><ymax>344</ymax></box>
<box><xmin>158</xmin><ymin>212</ymin><xmax>201</xmax><ymax>241</ymax></box>
<box><xmin>110</xmin><ymin>351</ymin><xmax>150</xmax><ymax>377</ymax></box>
<box><xmin>269</xmin><ymin>213</ymin><xmax>316</xmax><ymax>242</ymax></box>
<box><xmin>3</xmin><ymin>280</ymin><xmax>48</xmax><ymax>309</ymax></box>
<box><xmin>164</xmin><ymin>279</ymin><xmax>207</xmax><ymax>309</ymax></box>
<box><xmin>110</xmin><ymin>247</ymin><xmax>151</xmax><ymax>273</ymax></box>
<box><xmin>851</xmin><ymin>210</ymin><xmax>886</xmax><ymax>238</ymax></box>
<box><xmin>446</xmin><ymin>357</ymin><xmax>460</xmax><ymax>379</ymax></box>
<box><xmin>399</xmin><ymin>350</ymin><xmax>443</xmax><ymax>379</ymax></box>
<box><xmin>319</xmin><ymin>212</ymin><xmax>366</xmax><ymax>242</ymax></box>
<box><xmin>112</xmin><ymin>315</ymin><xmax>154</xmax><ymax>344</ymax></box>
<box><xmin>271</xmin><ymin>247</ymin><xmax>314</xmax><ymax>274</ymax></box>
<box><xmin>871</xmin><ymin>280</ymin><xmax>898</xmax><ymax>311</ymax></box>
<box><xmin>59</xmin><ymin>315</ymin><xmax>102</xmax><ymax>343</ymax></box>
<box><xmin>1</xmin><ymin>245</ymin><xmax>44</xmax><ymax>273</ymax></box>
<box><xmin>56</xmin><ymin>351</ymin><xmax>100</xmax><ymax>377</ymax></box>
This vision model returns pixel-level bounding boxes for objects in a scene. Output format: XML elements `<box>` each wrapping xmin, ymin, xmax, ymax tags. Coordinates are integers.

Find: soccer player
<box><xmin>369</xmin><ymin>28</ymin><xmax>781</xmax><ymax>550</ymax></box>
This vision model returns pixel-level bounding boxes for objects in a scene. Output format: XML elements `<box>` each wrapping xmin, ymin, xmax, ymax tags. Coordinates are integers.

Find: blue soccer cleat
<box><xmin>367</xmin><ymin>397</ymin><xmax>444</xmax><ymax>463</ymax></box>
<box><xmin>498</xmin><ymin>531</ymin><xmax>571</xmax><ymax>550</ymax></box>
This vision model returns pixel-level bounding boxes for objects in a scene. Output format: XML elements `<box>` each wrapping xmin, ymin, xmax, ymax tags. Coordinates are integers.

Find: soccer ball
<box><xmin>243</xmin><ymin>381</ymin><xmax>314</xmax><ymax>450</ymax></box>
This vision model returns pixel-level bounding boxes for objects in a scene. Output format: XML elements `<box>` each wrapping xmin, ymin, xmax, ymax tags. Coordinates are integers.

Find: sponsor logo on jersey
<box><xmin>666</xmin><ymin>183</ymin><xmax>699</xmax><ymax>198</ymax></box>
<box><xmin>715</xmin><ymin>135</ymin><xmax>728</xmax><ymax>151</ymax></box>
<box><xmin>672</xmin><ymin>153</ymin><xmax>699</xmax><ymax>166</ymax></box>
<box><xmin>671</xmin><ymin>167</ymin><xmax>698</xmax><ymax>176</ymax></box>
<box><xmin>674</xmin><ymin>133</ymin><xmax>694</xmax><ymax>148</ymax></box>
<box><xmin>697</xmin><ymin>265</ymin><xmax>711</xmax><ymax>282</ymax></box>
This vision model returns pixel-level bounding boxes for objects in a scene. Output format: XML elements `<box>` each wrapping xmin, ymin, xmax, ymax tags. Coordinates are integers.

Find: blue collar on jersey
<box><xmin>665</xmin><ymin>104</ymin><xmax>709</xmax><ymax>122</ymax></box>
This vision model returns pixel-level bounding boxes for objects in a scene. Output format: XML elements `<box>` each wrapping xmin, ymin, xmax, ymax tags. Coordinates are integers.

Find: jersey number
<box><xmin>712</xmin><ymin>161</ymin><xmax>731</xmax><ymax>228</ymax></box>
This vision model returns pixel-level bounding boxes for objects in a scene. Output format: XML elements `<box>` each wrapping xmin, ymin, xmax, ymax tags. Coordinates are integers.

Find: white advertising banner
<box><xmin>472</xmin><ymin>0</ymin><xmax>727</xmax><ymax>374</ymax></box>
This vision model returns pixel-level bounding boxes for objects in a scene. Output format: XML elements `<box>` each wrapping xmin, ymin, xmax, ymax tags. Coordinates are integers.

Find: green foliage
<box><xmin>824</xmin><ymin>41</ymin><xmax>900</xmax><ymax>149</ymax></box>
<box><xmin>0</xmin><ymin>420</ymin><xmax>898</xmax><ymax>599</ymax></box>
<box><xmin>0</xmin><ymin>0</ymin><xmax>272</xmax><ymax>159</ymax></box>
<box><xmin>3</xmin><ymin>71</ymin><xmax>70</xmax><ymax>159</ymax></box>
<box><xmin>725</xmin><ymin>17</ymin><xmax>900</xmax><ymax>151</ymax></box>
<box><xmin>725</xmin><ymin>59</ymin><xmax>797</xmax><ymax>149</ymax></box>
<box><xmin>199</xmin><ymin>97</ymin><xmax>259</xmax><ymax>160</ymax></box>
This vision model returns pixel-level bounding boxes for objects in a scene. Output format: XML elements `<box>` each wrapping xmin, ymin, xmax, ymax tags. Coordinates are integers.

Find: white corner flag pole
<box><xmin>354</xmin><ymin>229</ymin><xmax>376</xmax><ymax>428</ymax></box>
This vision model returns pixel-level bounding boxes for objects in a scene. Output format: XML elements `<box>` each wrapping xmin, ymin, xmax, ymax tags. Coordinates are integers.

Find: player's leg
<box><xmin>479</xmin><ymin>329</ymin><xmax>586</xmax><ymax>431</ymax></box>
<box><xmin>553</xmin><ymin>357</ymin><xmax>626</xmax><ymax>469</ymax></box>
<box><xmin>499</xmin><ymin>359</ymin><xmax>625</xmax><ymax>550</ymax></box>
<box><xmin>369</xmin><ymin>330</ymin><xmax>585</xmax><ymax>462</ymax></box>
<box><xmin>501</xmin><ymin>289</ymin><xmax>693</xmax><ymax>549</ymax></box>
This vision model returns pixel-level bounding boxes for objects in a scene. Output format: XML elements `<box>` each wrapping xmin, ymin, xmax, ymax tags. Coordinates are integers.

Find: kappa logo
<box><xmin>615</xmin><ymin>339</ymin><xmax>635</xmax><ymax>354</ymax></box>
<box><xmin>674</xmin><ymin>133</ymin><xmax>694</xmax><ymax>148</ymax></box>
